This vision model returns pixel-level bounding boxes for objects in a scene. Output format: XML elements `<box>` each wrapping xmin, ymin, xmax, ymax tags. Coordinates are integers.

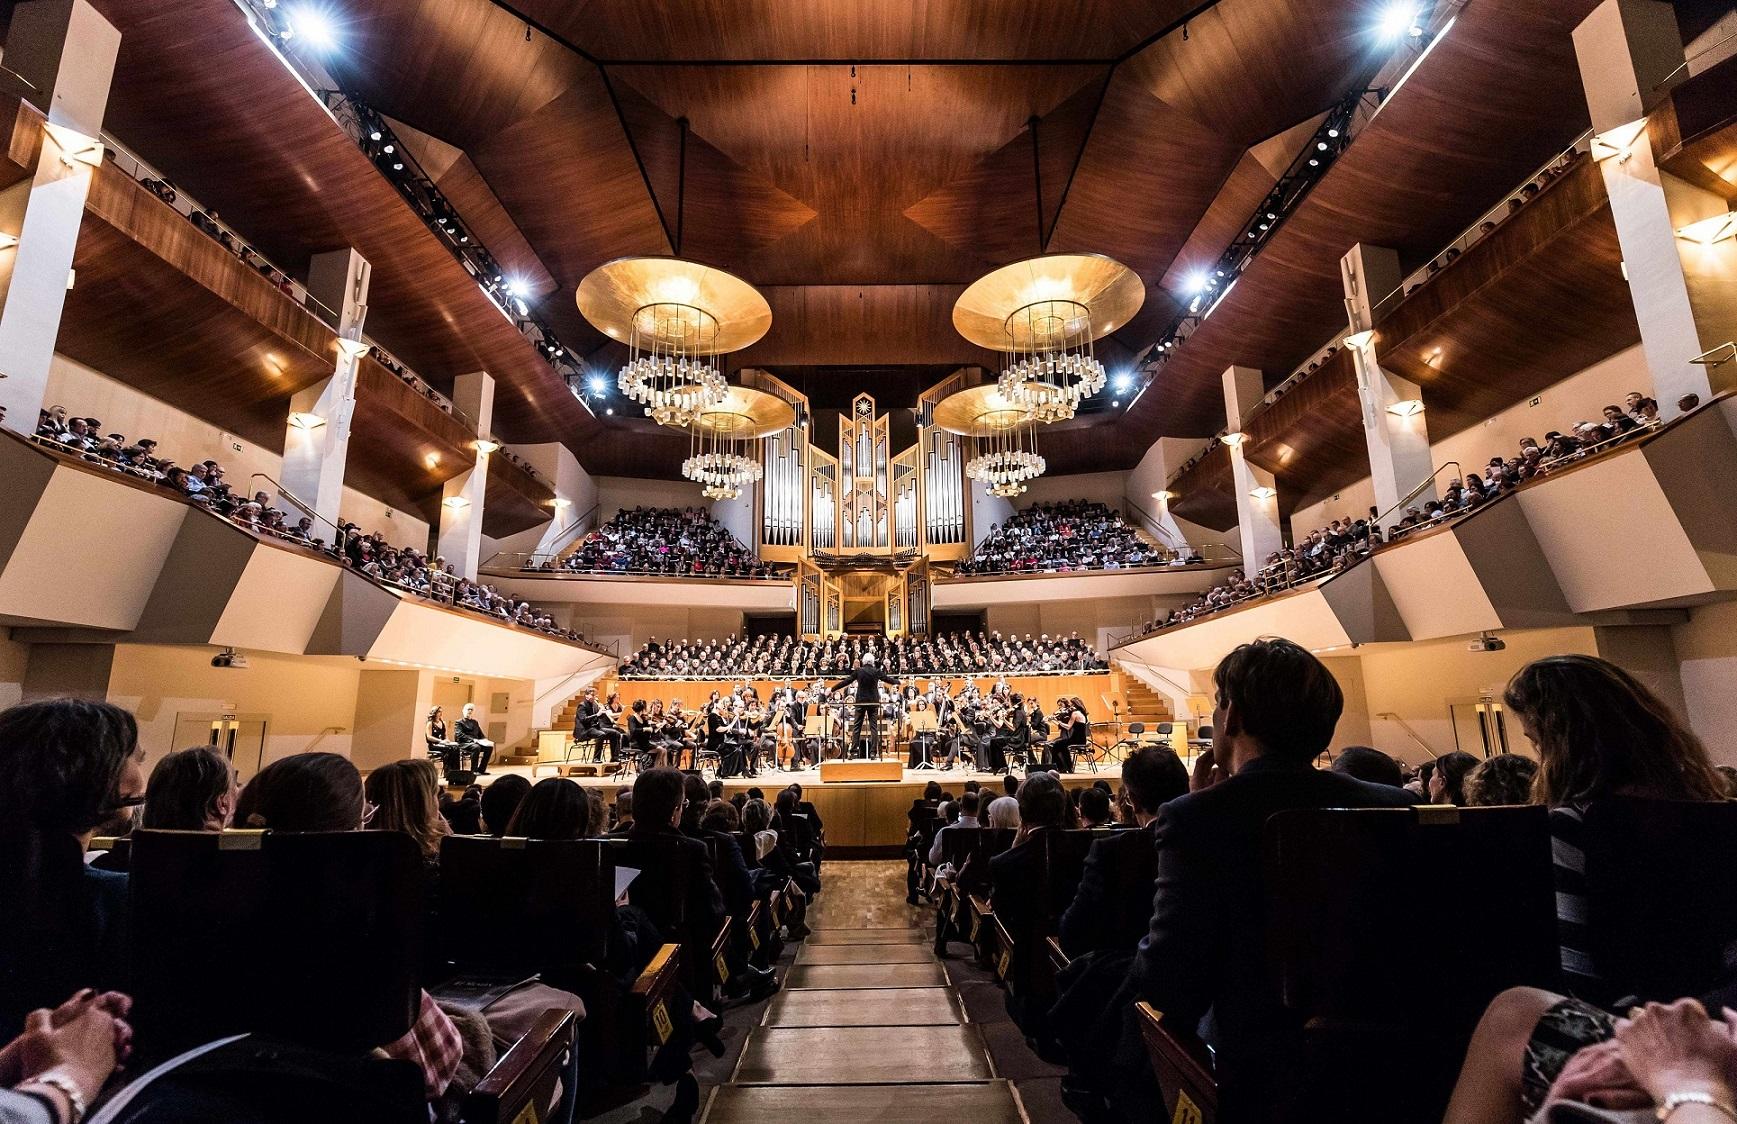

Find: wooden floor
<box><xmin>700</xmin><ymin>861</ymin><xmax>1027</xmax><ymax>1123</ymax></box>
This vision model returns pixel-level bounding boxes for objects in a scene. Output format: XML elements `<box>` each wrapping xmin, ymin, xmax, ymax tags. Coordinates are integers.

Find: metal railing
<box><xmin>494</xmin><ymin>551</ymin><xmax>793</xmax><ymax>581</ymax></box>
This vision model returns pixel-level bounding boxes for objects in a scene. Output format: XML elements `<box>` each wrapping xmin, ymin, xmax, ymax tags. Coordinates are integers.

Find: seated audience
<box><xmin>1330</xmin><ymin>745</ymin><xmax>1407</xmax><ymax>789</ymax></box>
<box><xmin>365</xmin><ymin>759</ymin><xmax>448</xmax><ymax>867</ymax></box>
<box><xmin>0</xmin><ymin>988</ymin><xmax>133</xmax><ymax>1124</ymax></box>
<box><xmin>1430</xmin><ymin>750</ymin><xmax>1482</xmax><ymax>805</ymax></box>
<box><xmin>140</xmin><ymin>745</ymin><xmax>237</xmax><ymax>831</ymax></box>
<box><xmin>1463</xmin><ymin>754</ymin><xmax>1539</xmax><ymax>807</ymax></box>
<box><xmin>438</xmin><ymin>783</ymin><xmax>483</xmax><ymax>835</ymax></box>
<box><xmin>505</xmin><ymin>778</ymin><xmax>589</xmax><ymax>839</ymax></box>
<box><xmin>1115</xmin><ymin>638</ymin><xmax>1414</xmax><ymax>1119</ymax></box>
<box><xmin>1058</xmin><ymin>746</ymin><xmax>1188</xmax><ymax>958</ymax></box>
<box><xmin>548</xmin><ymin>507</ymin><xmax>779</xmax><ymax>579</ymax></box>
<box><xmin>0</xmin><ymin>700</ymin><xmax>145</xmax><ymax>1040</ymax></box>
<box><xmin>477</xmin><ymin>774</ymin><xmax>529</xmax><ymax>836</ymax></box>
<box><xmin>957</xmin><ymin>501</ymin><xmax>1166</xmax><ymax>575</ymax></box>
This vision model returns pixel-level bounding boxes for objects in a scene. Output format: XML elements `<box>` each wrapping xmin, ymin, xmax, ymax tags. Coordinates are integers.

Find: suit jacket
<box><xmin>989</xmin><ymin>827</ymin><xmax>1065</xmax><ymax>940</ymax></box>
<box><xmin>453</xmin><ymin>717</ymin><xmax>485</xmax><ymax>744</ymax></box>
<box><xmin>1131</xmin><ymin>758</ymin><xmax>1414</xmax><ymax>1101</ymax></box>
<box><xmin>833</xmin><ymin>664</ymin><xmax>896</xmax><ymax>702</ymax></box>
<box><xmin>686</xmin><ymin>824</ymin><xmax>754</xmax><ymax>918</ymax></box>
<box><xmin>621</xmin><ymin>825</ymin><xmax>726</xmax><ymax>940</ymax></box>
<box><xmin>1058</xmin><ymin>819</ymin><xmax>1159</xmax><ymax>957</ymax></box>
<box><xmin>574</xmin><ymin>699</ymin><xmax>604</xmax><ymax>735</ymax></box>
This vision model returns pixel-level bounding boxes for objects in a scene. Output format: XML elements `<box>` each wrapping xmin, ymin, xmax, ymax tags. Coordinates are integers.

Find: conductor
<box><xmin>833</xmin><ymin>652</ymin><xmax>897</xmax><ymax>758</ymax></box>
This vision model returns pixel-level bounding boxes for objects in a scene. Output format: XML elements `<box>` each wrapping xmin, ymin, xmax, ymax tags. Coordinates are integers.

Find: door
<box><xmin>170</xmin><ymin>712</ymin><xmax>271</xmax><ymax>782</ymax></box>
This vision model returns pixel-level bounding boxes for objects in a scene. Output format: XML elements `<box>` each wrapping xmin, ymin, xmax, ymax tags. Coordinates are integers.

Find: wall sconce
<box><xmin>335</xmin><ymin>337</ymin><xmax>371</xmax><ymax>361</ymax></box>
<box><xmin>1591</xmin><ymin>118</ymin><xmax>1647</xmax><ymax>162</ymax></box>
<box><xmin>1676</xmin><ymin>212</ymin><xmax>1737</xmax><ymax>246</ymax></box>
<box><xmin>1343</xmin><ymin>329</ymin><xmax>1376</xmax><ymax>350</ymax></box>
<box><xmin>424</xmin><ymin>453</ymin><xmax>440</xmax><ymax>469</ymax></box>
<box><xmin>1221</xmin><ymin>431</ymin><xmax>1247</xmax><ymax>448</ymax></box>
<box><xmin>43</xmin><ymin>124</ymin><xmax>103</xmax><ymax>168</ymax></box>
<box><xmin>473</xmin><ymin>438</ymin><xmax>500</xmax><ymax>454</ymax></box>
<box><xmin>551</xmin><ymin>497</ymin><xmax>572</xmax><ymax>509</ymax></box>
<box><xmin>287</xmin><ymin>411</ymin><xmax>326</xmax><ymax>430</ymax></box>
<box><xmin>442</xmin><ymin>495</ymin><xmax>471</xmax><ymax>509</ymax></box>
<box><xmin>1249</xmin><ymin>485</ymin><xmax>1278</xmax><ymax>501</ymax></box>
<box><xmin>1153</xmin><ymin>490</ymin><xmax>1177</xmax><ymax>501</ymax></box>
<box><xmin>1387</xmin><ymin>399</ymin><xmax>1426</xmax><ymax>417</ymax></box>
<box><xmin>0</xmin><ymin>233</ymin><xmax>18</xmax><ymax>250</ymax></box>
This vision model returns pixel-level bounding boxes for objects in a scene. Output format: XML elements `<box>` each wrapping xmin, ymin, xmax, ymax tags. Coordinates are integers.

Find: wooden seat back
<box><xmin>436</xmin><ymin>836</ymin><xmax>612</xmax><ymax>984</ymax></box>
<box><xmin>129</xmin><ymin>829</ymin><xmax>422</xmax><ymax>1058</ymax></box>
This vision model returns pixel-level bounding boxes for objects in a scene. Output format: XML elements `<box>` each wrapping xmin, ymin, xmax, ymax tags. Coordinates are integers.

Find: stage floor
<box><xmin>481</xmin><ymin>761</ymin><xmax>1124</xmax><ymax>850</ymax></box>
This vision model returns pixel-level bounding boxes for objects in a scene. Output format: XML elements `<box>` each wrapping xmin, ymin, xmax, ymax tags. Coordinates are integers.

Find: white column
<box><xmin>436</xmin><ymin>371</ymin><xmax>495</xmax><ymax>578</ymax></box>
<box><xmin>1574</xmin><ymin>0</ymin><xmax>1737</xmax><ymax>411</ymax></box>
<box><xmin>1223</xmin><ymin>365</ymin><xmax>1283</xmax><ymax>568</ymax></box>
<box><xmin>1342</xmin><ymin>243</ymin><xmax>1436</xmax><ymax>515</ymax></box>
<box><xmin>0</xmin><ymin>0</ymin><xmax>119</xmax><ymax>433</ymax></box>
<box><xmin>280</xmin><ymin>248</ymin><xmax>371</xmax><ymax>530</ymax></box>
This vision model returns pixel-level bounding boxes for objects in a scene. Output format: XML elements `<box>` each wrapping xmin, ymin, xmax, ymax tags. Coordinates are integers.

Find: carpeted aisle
<box><xmin>699</xmin><ymin>859</ymin><xmax>1070</xmax><ymax>1124</ymax></box>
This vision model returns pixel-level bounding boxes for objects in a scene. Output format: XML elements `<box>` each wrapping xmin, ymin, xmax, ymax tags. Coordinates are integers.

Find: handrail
<box><xmin>492</xmin><ymin>550</ymin><xmax>791</xmax><ymax>580</ymax></box>
<box><xmin>536</xmin><ymin>666</ymin><xmax>611</xmax><ymax>706</ymax></box>
<box><xmin>1121</xmin><ymin>496</ymin><xmax>1188</xmax><ymax>554</ymax></box>
<box><xmin>1122</xmin><ymin>496</ymin><xmax>1242</xmax><ymax>561</ymax></box>
<box><xmin>248</xmin><ymin>472</ymin><xmax>343</xmax><ymax>544</ymax></box>
<box><xmin>1376</xmin><ymin>712</ymin><xmax>1441</xmax><ymax>759</ymax></box>
<box><xmin>1372</xmin><ymin>461</ymin><xmax>1460</xmax><ymax>534</ymax></box>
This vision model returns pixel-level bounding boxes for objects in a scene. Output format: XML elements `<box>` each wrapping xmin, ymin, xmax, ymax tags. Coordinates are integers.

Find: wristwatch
<box><xmin>1658</xmin><ymin>1092</ymin><xmax>1737</xmax><ymax>1121</ymax></box>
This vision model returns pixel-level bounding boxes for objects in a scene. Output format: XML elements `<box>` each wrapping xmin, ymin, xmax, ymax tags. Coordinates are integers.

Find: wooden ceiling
<box><xmin>79</xmin><ymin>0</ymin><xmax>1627</xmax><ymax>492</ymax></box>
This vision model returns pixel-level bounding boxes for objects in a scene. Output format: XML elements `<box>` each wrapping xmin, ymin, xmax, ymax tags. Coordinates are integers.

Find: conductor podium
<box><xmin>818</xmin><ymin>759</ymin><xmax>905</xmax><ymax>783</ymax></box>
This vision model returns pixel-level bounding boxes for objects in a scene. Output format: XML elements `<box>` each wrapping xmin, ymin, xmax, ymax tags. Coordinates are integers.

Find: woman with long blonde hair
<box><xmin>364</xmin><ymin>758</ymin><xmax>449</xmax><ymax>863</ymax></box>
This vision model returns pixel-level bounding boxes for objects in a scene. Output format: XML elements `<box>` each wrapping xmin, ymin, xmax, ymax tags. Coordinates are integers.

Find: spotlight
<box><xmin>382</xmin><ymin>144</ymin><xmax>394</xmax><ymax>154</ymax></box>
<box><xmin>504</xmin><ymin>278</ymin><xmax>530</xmax><ymax>298</ymax></box>
<box><xmin>1111</xmin><ymin>371</ymin><xmax>1133</xmax><ymax>394</ymax></box>
<box><xmin>588</xmin><ymin>375</ymin><xmax>607</xmax><ymax>395</ymax></box>
<box><xmin>1181</xmin><ymin>271</ymin><xmax>1210</xmax><ymax>296</ymax></box>
<box><xmin>605</xmin><ymin>408</ymin><xmax>615</xmax><ymax>416</ymax></box>
<box><xmin>391</xmin><ymin>161</ymin><xmax>403</xmax><ymax>171</ymax></box>
<box><xmin>1377</xmin><ymin>3</ymin><xmax>1418</xmax><ymax>42</ymax></box>
<box><xmin>1327</xmin><ymin>128</ymin><xmax>1340</xmax><ymax>138</ymax></box>
<box><xmin>368</xmin><ymin>129</ymin><xmax>381</xmax><ymax>141</ymax></box>
<box><xmin>1111</xmin><ymin>400</ymin><xmax>1120</xmax><ymax>408</ymax></box>
<box><xmin>1317</xmin><ymin>141</ymin><xmax>1328</xmax><ymax>151</ymax></box>
<box><xmin>1309</xmin><ymin>158</ymin><xmax>1320</xmax><ymax>167</ymax></box>
<box><xmin>288</xmin><ymin>5</ymin><xmax>338</xmax><ymax>49</ymax></box>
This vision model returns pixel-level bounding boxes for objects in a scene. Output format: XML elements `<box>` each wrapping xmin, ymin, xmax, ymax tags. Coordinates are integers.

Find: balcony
<box><xmin>1114</xmin><ymin>397</ymin><xmax>1737</xmax><ymax>671</ymax></box>
<box><xmin>0</xmin><ymin>431</ymin><xmax>613</xmax><ymax>679</ymax></box>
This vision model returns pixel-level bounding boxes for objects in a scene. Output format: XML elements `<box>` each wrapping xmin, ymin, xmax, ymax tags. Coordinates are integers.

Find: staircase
<box><xmin>1109</xmin><ymin>663</ymin><xmax>1175</xmax><ymax>730</ymax></box>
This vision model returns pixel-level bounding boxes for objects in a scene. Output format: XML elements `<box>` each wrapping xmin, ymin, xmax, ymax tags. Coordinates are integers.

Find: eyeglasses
<box><xmin>361</xmin><ymin>800</ymin><xmax>379</xmax><ymax>826</ymax></box>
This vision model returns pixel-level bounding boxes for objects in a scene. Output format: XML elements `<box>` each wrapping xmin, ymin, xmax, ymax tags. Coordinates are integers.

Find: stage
<box><xmin>482</xmin><ymin>760</ymin><xmax>1125</xmax><ymax>851</ymax></box>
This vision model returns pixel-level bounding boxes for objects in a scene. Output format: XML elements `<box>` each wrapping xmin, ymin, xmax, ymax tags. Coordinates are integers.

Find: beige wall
<box><xmin>1671</xmin><ymin>599</ymin><xmax>1737</xmax><ymax>766</ymax></box>
<box><xmin>985</xmin><ymin>594</ymin><xmax>1162</xmax><ymax>654</ymax></box>
<box><xmin>565</xmin><ymin>604</ymin><xmax>751</xmax><ymax>660</ymax></box>
<box><xmin>46</xmin><ymin>354</ymin><xmax>431</xmax><ymax>551</ymax></box>
<box><xmin>105</xmin><ymin>644</ymin><xmax>362</xmax><ymax>773</ymax></box>
<box><xmin>594</xmin><ymin>476</ymin><xmax>699</xmax><ymax>521</ymax></box>
<box><xmin>351</xmin><ymin>668</ymin><xmax>428</xmax><ymax>772</ymax></box>
<box><xmin>0</xmin><ymin>634</ymin><xmax>29</xmax><ymax>711</ymax></box>
<box><xmin>1290</xmin><ymin>345</ymin><xmax>1653</xmax><ymax>534</ymax></box>
<box><xmin>1013</xmin><ymin>470</ymin><xmax>1128</xmax><ymax>510</ymax></box>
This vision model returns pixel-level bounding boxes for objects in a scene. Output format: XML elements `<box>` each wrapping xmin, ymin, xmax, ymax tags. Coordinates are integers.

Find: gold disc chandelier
<box><xmin>575</xmin><ymin>257</ymin><xmax>772</xmax><ymax>427</ymax></box>
<box><xmin>953</xmin><ymin>253</ymin><xmax>1144</xmax><ymax>423</ymax></box>
<box><xmin>681</xmin><ymin>385</ymin><xmax>795</xmax><ymax>501</ymax></box>
<box><xmin>932</xmin><ymin>383</ymin><xmax>1047</xmax><ymax>498</ymax></box>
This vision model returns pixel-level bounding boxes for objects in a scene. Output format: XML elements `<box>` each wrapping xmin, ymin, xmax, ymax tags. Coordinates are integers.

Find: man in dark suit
<box><xmin>832</xmin><ymin>653</ymin><xmax>896</xmax><ymax>757</ymax></box>
<box><xmin>988</xmin><ymin>772</ymin><xmax>1068</xmax><ymax>939</ymax></box>
<box><xmin>573</xmin><ymin>687</ymin><xmax>623</xmax><ymax>762</ymax></box>
<box><xmin>1057</xmin><ymin>744</ymin><xmax>1189</xmax><ymax>958</ymax></box>
<box><xmin>452</xmin><ymin>702</ymin><xmax>493</xmax><ymax>775</ymax></box>
<box><xmin>622</xmin><ymin>768</ymin><xmax>724</xmax><ymax>944</ymax></box>
<box><xmin>1121</xmin><ymin>637</ymin><xmax>1415</xmax><ymax>1121</ymax></box>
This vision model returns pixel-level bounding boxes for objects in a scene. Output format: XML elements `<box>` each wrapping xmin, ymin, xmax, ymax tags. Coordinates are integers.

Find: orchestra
<box><xmin>576</xmin><ymin>664</ymin><xmax>1105</xmax><ymax>776</ymax></box>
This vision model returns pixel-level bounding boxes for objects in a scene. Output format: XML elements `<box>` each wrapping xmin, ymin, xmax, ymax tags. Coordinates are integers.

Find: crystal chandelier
<box><xmin>619</xmin><ymin>301</ymin><xmax>728</xmax><ymax>426</ymax></box>
<box><xmin>679</xmin><ymin>385</ymin><xmax>795</xmax><ymax>502</ymax></box>
<box><xmin>963</xmin><ymin>406</ymin><xmax>1045</xmax><ymax>498</ymax></box>
<box><xmin>995</xmin><ymin>298</ymin><xmax>1106</xmax><ymax>422</ymax></box>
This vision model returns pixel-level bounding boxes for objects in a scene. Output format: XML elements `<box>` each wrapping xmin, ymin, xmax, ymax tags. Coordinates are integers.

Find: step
<box><xmin>804</xmin><ymin>928</ymin><xmax>926</xmax><ymax>945</ymax></box>
<box><xmin>704</xmin><ymin>1081</ymin><xmax>1021</xmax><ymax>1123</ymax></box>
<box><xmin>761</xmin><ymin>986</ymin><xmax>963</xmax><ymax>1028</ymax></box>
<box><xmin>794</xmin><ymin>943</ymin><xmax>936</xmax><ymax>965</ymax></box>
<box><xmin>782</xmin><ymin>962</ymin><xmax>950</xmax><ymax>990</ymax></box>
<box><xmin>732</xmin><ymin>1025</ymin><xmax>993</xmax><ymax>1084</ymax></box>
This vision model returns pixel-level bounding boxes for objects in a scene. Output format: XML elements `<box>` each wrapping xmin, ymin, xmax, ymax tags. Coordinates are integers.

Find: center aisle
<box><xmin>701</xmin><ymin>861</ymin><xmax>1067</xmax><ymax>1123</ymax></box>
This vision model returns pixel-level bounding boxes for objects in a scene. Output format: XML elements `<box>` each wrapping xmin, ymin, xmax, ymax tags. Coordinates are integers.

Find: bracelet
<box><xmin>21</xmin><ymin>1071</ymin><xmax>87</xmax><ymax>1124</ymax></box>
<box><xmin>1658</xmin><ymin>1092</ymin><xmax>1737</xmax><ymax>1122</ymax></box>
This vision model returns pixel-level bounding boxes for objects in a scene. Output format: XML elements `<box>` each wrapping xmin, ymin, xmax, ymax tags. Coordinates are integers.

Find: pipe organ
<box><xmin>740</xmin><ymin>369</ymin><xmax>982</xmax><ymax>637</ymax></box>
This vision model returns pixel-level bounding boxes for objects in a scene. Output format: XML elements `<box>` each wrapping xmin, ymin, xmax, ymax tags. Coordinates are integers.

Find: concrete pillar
<box><xmin>22</xmin><ymin>641</ymin><xmax>114</xmax><ymax>701</ymax></box>
<box><xmin>436</xmin><ymin>371</ymin><xmax>495</xmax><ymax>578</ymax></box>
<box><xmin>1574</xmin><ymin>0</ymin><xmax>1737</xmax><ymax>411</ymax></box>
<box><xmin>1222</xmin><ymin>365</ymin><xmax>1283</xmax><ymax>568</ymax></box>
<box><xmin>0</xmin><ymin>0</ymin><xmax>119</xmax><ymax>434</ymax></box>
<box><xmin>1342</xmin><ymin>243</ymin><xmax>1437</xmax><ymax>515</ymax></box>
<box><xmin>280</xmin><ymin>248</ymin><xmax>372</xmax><ymax>531</ymax></box>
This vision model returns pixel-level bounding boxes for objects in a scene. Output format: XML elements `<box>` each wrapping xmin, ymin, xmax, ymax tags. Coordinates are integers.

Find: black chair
<box><xmin>1261</xmin><ymin>805</ymin><xmax>1558</xmax><ymax>1122</ymax></box>
<box><xmin>434</xmin><ymin>837</ymin><xmax>612</xmax><ymax>987</ymax></box>
<box><xmin>128</xmin><ymin>830</ymin><xmax>422</xmax><ymax>1061</ymax></box>
<box><xmin>614</xmin><ymin>834</ymin><xmax>730</xmax><ymax>1000</ymax></box>
<box><xmin>1581</xmin><ymin>797</ymin><xmax>1737</xmax><ymax>1004</ymax></box>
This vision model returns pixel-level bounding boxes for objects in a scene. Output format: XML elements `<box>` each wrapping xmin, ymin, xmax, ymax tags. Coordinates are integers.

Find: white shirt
<box><xmin>929</xmin><ymin>813</ymin><xmax>980</xmax><ymax>865</ymax></box>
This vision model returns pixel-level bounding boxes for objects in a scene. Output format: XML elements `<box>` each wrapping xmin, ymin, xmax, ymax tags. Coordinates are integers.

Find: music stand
<box><xmin>909</xmin><ymin>709</ymin><xmax>939</xmax><ymax>770</ymax></box>
<box><xmin>800</xmin><ymin>714</ymin><xmax>827</xmax><ymax>770</ymax></box>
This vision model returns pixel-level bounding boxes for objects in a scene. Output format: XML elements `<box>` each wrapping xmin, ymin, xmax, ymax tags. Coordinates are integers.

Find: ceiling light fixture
<box><xmin>1249</xmin><ymin>485</ymin><xmax>1278</xmax><ymax>501</ymax></box>
<box><xmin>335</xmin><ymin>336</ymin><xmax>370</xmax><ymax>360</ymax></box>
<box><xmin>289</xmin><ymin>5</ymin><xmax>338</xmax><ymax>50</ymax></box>
<box><xmin>287</xmin><ymin>411</ymin><xmax>325</xmax><ymax>430</ymax></box>
<box><xmin>1221</xmin><ymin>431</ymin><xmax>1247</xmax><ymax>447</ymax></box>
<box><xmin>932</xmin><ymin>385</ymin><xmax>1047</xmax><ymax>498</ymax></box>
<box><xmin>442</xmin><ymin>495</ymin><xmax>471</xmax><ymax>509</ymax></box>
<box><xmin>680</xmin><ymin>385</ymin><xmax>792</xmax><ymax>501</ymax></box>
<box><xmin>1387</xmin><ymin>398</ymin><xmax>1426</xmax><ymax>417</ymax></box>
<box><xmin>1676</xmin><ymin>212</ymin><xmax>1737</xmax><ymax>245</ymax></box>
<box><xmin>473</xmin><ymin>438</ymin><xmax>501</xmax><ymax>454</ymax></box>
<box><xmin>1377</xmin><ymin>3</ymin><xmax>1419</xmax><ymax>42</ymax></box>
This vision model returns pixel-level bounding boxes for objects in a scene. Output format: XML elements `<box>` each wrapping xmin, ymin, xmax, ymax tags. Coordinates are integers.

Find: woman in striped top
<box><xmin>1505</xmin><ymin>655</ymin><xmax>1726</xmax><ymax>1004</ymax></box>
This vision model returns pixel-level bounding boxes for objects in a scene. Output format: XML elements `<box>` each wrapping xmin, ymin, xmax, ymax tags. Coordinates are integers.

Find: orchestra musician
<box><xmin>573</xmin><ymin>686</ymin><xmax>624</xmax><ymax>763</ymax></box>
<box><xmin>987</xmin><ymin>692</ymin><xmax>1031</xmax><ymax>773</ymax></box>
<box><xmin>627</xmin><ymin>698</ymin><xmax>662</xmax><ymax>768</ymax></box>
<box><xmin>832</xmin><ymin>652</ymin><xmax>897</xmax><ymax>758</ymax></box>
<box><xmin>1047</xmin><ymin>695</ymin><xmax>1088</xmax><ymax>773</ymax></box>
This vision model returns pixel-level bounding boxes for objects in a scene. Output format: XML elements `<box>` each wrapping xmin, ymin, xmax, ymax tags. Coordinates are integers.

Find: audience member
<box><xmin>545</xmin><ymin>507</ymin><xmax>779</xmax><ymax>579</ymax></box>
<box><xmin>1463</xmin><ymin>754</ymin><xmax>1539</xmax><ymax>807</ymax></box>
<box><xmin>1430</xmin><ymin>750</ymin><xmax>1482</xmax><ymax>806</ymax></box>
<box><xmin>140</xmin><ymin>746</ymin><xmax>237</xmax><ymax>831</ymax></box>
<box><xmin>1058</xmin><ymin>745</ymin><xmax>1187</xmax><ymax>957</ymax></box>
<box><xmin>477</xmin><ymin>774</ymin><xmax>529</xmax><ymax>836</ymax></box>
<box><xmin>365</xmin><ymin>759</ymin><xmax>448</xmax><ymax>865</ymax></box>
<box><xmin>957</xmin><ymin>501</ymin><xmax>1167</xmax><ymax>575</ymax></box>
<box><xmin>1330</xmin><ymin>745</ymin><xmax>1407</xmax><ymax>789</ymax></box>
